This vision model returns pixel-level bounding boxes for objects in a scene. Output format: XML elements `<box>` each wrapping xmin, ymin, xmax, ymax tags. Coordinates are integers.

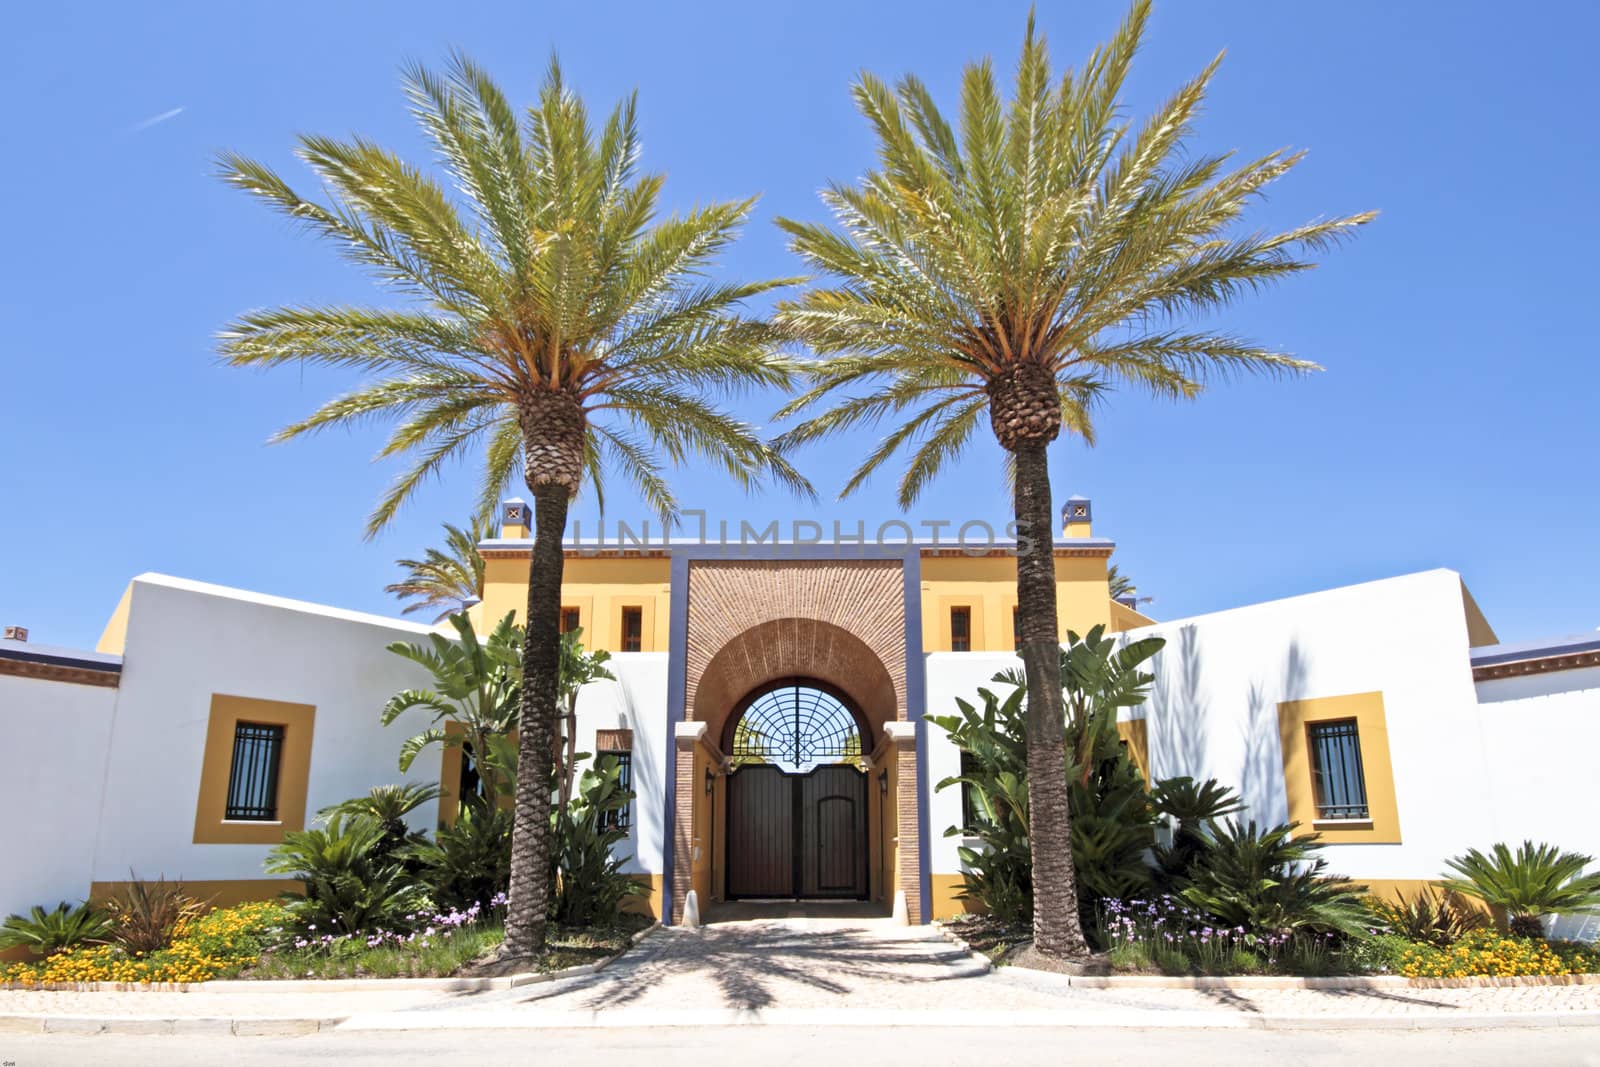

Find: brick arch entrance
<box><xmin>669</xmin><ymin>556</ymin><xmax>926</xmax><ymax>924</ymax></box>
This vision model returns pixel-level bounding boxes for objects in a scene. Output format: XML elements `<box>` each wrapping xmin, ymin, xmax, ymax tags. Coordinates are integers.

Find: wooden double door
<box><xmin>725</xmin><ymin>764</ymin><xmax>869</xmax><ymax>900</ymax></box>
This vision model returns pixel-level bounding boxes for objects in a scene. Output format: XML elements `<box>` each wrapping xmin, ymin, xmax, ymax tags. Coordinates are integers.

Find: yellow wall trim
<box><xmin>930</xmin><ymin>873</ymin><xmax>981</xmax><ymax>920</ymax></box>
<box><xmin>193</xmin><ymin>694</ymin><xmax>316</xmax><ymax>845</ymax></box>
<box><xmin>1117</xmin><ymin>718</ymin><xmax>1150</xmax><ymax>781</ymax></box>
<box><xmin>1277</xmin><ymin>691</ymin><xmax>1401</xmax><ymax>845</ymax></box>
<box><xmin>89</xmin><ymin>879</ymin><xmax>304</xmax><ymax>911</ymax></box>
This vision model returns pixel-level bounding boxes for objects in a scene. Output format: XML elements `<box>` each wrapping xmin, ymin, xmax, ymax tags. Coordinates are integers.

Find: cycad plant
<box><xmin>1440</xmin><ymin>841</ymin><xmax>1600</xmax><ymax>938</ymax></box>
<box><xmin>264</xmin><ymin>815</ymin><xmax>427</xmax><ymax>936</ymax></box>
<box><xmin>219</xmin><ymin>56</ymin><xmax>807</xmax><ymax>956</ymax></box>
<box><xmin>0</xmin><ymin>902</ymin><xmax>114</xmax><ymax>957</ymax></box>
<box><xmin>1179</xmin><ymin>820</ymin><xmax>1370</xmax><ymax>939</ymax></box>
<box><xmin>774</xmin><ymin>3</ymin><xmax>1372</xmax><ymax>956</ymax></box>
<box><xmin>386</xmin><ymin>515</ymin><xmax>494</xmax><ymax>621</ymax></box>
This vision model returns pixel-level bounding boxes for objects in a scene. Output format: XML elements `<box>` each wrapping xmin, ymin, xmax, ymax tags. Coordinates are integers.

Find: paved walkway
<box><xmin>5</xmin><ymin>918</ymin><xmax>1600</xmax><ymax>1033</ymax></box>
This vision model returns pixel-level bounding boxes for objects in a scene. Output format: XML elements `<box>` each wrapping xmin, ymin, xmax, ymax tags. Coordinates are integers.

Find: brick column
<box><xmin>883</xmin><ymin>720</ymin><xmax>923</xmax><ymax>923</ymax></box>
<box><xmin>670</xmin><ymin>721</ymin><xmax>706</xmax><ymax>924</ymax></box>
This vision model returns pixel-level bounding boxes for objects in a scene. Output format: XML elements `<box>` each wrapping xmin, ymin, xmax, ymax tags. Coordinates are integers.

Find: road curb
<box><xmin>332</xmin><ymin>1006</ymin><xmax>1600</xmax><ymax>1032</ymax></box>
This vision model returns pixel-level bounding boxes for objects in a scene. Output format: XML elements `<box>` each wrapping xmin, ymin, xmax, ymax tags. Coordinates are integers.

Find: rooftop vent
<box><xmin>3</xmin><ymin>625</ymin><xmax>27</xmax><ymax>642</ymax></box>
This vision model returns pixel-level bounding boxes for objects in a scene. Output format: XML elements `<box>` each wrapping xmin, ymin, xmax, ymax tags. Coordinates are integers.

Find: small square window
<box><xmin>1308</xmin><ymin>719</ymin><xmax>1369</xmax><ymax>821</ymax></box>
<box><xmin>560</xmin><ymin>607</ymin><xmax>581</xmax><ymax>635</ymax></box>
<box><xmin>620</xmin><ymin>607</ymin><xmax>643</xmax><ymax>652</ymax></box>
<box><xmin>950</xmin><ymin>606</ymin><xmax>972</xmax><ymax>652</ymax></box>
<box><xmin>225</xmin><ymin>722</ymin><xmax>284</xmax><ymax>821</ymax></box>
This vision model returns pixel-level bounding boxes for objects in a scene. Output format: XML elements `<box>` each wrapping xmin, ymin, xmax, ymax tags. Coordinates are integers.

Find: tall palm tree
<box><xmin>1106</xmin><ymin>563</ymin><xmax>1135</xmax><ymax>601</ymax></box>
<box><xmin>774</xmin><ymin>3</ymin><xmax>1372</xmax><ymax>957</ymax></box>
<box><xmin>217</xmin><ymin>55</ymin><xmax>808</xmax><ymax>958</ymax></box>
<box><xmin>386</xmin><ymin>515</ymin><xmax>493</xmax><ymax>622</ymax></box>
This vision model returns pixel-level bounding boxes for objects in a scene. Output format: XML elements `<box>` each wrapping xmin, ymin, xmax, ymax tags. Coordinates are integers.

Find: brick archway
<box><xmin>692</xmin><ymin>617</ymin><xmax>898</xmax><ymax>747</ymax></box>
<box><xmin>671</xmin><ymin>558</ymin><xmax>924</xmax><ymax>925</ymax></box>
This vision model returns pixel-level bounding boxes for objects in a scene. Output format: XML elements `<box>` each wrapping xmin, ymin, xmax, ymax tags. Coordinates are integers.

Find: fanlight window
<box><xmin>730</xmin><ymin>682</ymin><xmax>863</xmax><ymax>774</ymax></box>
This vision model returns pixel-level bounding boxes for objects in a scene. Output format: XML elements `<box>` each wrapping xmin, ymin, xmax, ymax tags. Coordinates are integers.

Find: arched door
<box><xmin>724</xmin><ymin>681</ymin><xmax>870</xmax><ymax>900</ymax></box>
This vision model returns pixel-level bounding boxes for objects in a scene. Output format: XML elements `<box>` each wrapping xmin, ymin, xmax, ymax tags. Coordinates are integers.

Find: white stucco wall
<box><xmin>568</xmin><ymin>654</ymin><xmax>669</xmax><ymax>874</ymax></box>
<box><xmin>921</xmin><ymin>569</ymin><xmax>1576</xmax><ymax>887</ymax></box>
<box><xmin>1473</xmin><ymin>666</ymin><xmax>1600</xmax><ymax>857</ymax></box>
<box><xmin>0</xmin><ymin>674</ymin><xmax>118</xmax><ymax>920</ymax></box>
<box><xmin>90</xmin><ymin>575</ymin><xmax>443</xmax><ymax>888</ymax></box>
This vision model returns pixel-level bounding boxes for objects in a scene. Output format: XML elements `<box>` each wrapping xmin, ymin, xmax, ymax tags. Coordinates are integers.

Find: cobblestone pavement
<box><xmin>4</xmin><ymin>919</ymin><xmax>1600</xmax><ymax>1028</ymax></box>
<box><xmin>385</xmin><ymin>919</ymin><xmax>1600</xmax><ymax>1021</ymax></box>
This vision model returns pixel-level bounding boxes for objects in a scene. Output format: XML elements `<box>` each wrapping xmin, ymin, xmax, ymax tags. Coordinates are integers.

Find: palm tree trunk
<box><xmin>1012</xmin><ymin>439</ymin><xmax>1091</xmax><ymax>959</ymax></box>
<box><xmin>502</xmin><ymin>483</ymin><xmax>568</xmax><ymax>958</ymax></box>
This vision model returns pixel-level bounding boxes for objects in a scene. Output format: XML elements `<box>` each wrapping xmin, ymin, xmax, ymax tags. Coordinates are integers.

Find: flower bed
<box><xmin>0</xmin><ymin>901</ymin><xmax>282</xmax><ymax>987</ymax></box>
<box><xmin>0</xmin><ymin>898</ymin><xmax>652</xmax><ymax>987</ymax></box>
<box><xmin>1394</xmin><ymin>931</ymin><xmax>1600</xmax><ymax>979</ymax></box>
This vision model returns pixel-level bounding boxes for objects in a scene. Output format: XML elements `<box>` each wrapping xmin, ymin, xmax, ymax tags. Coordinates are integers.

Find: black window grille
<box><xmin>561</xmin><ymin>608</ymin><xmax>581</xmax><ymax>634</ymax></box>
<box><xmin>599</xmin><ymin>750</ymin><xmax>633</xmax><ymax>831</ymax></box>
<box><xmin>950</xmin><ymin>607</ymin><xmax>972</xmax><ymax>652</ymax></box>
<box><xmin>959</xmin><ymin>749</ymin><xmax>982</xmax><ymax>827</ymax></box>
<box><xmin>620</xmin><ymin>607</ymin><xmax>643</xmax><ymax>652</ymax></box>
<box><xmin>1308</xmin><ymin>719</ymin><xmax>1369</xmax><ymax>821</ymax></box>
<box><xmin>225</xmin><ymin>722</ymin><xmax>284</xmax><ymax>821</ymax></box>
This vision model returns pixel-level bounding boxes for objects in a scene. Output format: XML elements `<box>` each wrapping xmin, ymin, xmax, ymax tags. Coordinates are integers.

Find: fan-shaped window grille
<box><xmin>730</xmin><ymin>683</ymin><xmax>863</xmax><ymax>774</ymax></box>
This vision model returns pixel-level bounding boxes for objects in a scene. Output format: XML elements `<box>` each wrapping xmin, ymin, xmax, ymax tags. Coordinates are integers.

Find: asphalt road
<box><xmin>4</xmin><ymin>1026</ymin><xmax>1600</xmax><ymax>1067</ymax></box>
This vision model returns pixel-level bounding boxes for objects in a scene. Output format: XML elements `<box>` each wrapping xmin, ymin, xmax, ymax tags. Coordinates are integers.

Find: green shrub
<box><xmin>264</xmin><ymin>814</ymin><xmax>427</xmax><ymax>935</ymax></box>
<box><xmin>1179</xmin><ymin>819</ymin><xmax>1370</xmax><ymax>938</ymax></box>
<box><xmin>552</xmin><ymin>755</ymin><xmax>642</xmax><ymax>925</ymax></box>
<box><xmin>104</xmin><ymin>875</ymin><xmax>207</xmax><ymax>954</ymax></box>
<box><xmin>1344</xmin><ymin>932</ymin><xmax>1415</xmax><ymax>975</ymax></box>
<box><xmin>1440</xmin><ymin>841</ymin><xmax>1600</xmax><ymax>938</ymax></box>
<box><xmin>408</xmin><ymin>797</ymin><xmax>513</xmax><ymax>911</ymax></box>
<box><xmin>930</xmin><ymin>627</ymin><xmax>1166</xmax><ymax>926</ymax></box>
<box><xmin>1366</xmin><ymin>887</ymin><xmax>1487</xmax><ymax>948</ymax></box>
<box><xmin>0</xmin><ymin>902</ymin><xmax>114</xmax><ymax>957</ymax></box>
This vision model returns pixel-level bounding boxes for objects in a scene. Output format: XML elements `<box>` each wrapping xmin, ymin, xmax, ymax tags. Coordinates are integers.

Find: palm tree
<box><xmin>1106</xmin><ymin>563</ymin><xmax>1135</xmax><ymax>601</ymax></box>
<box><xmin>774</xmin><ymin>3</ymin><xmax>1372</xmax><ymax>957</ymax></box>
<box><xmin>386</xmin><ymin>515</ymin><xmax>494</xmax><ymax>622</ymax></box>
<box><xmin>217</xmin><ymin>55</ymin><xmax>809</xmax><ymax>957</ymax></box>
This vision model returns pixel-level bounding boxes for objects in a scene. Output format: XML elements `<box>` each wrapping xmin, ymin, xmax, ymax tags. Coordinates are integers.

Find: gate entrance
<box><xmin>722</xmin><ymin>681</ymin><xmax>871</xmax><ymax>901</ymax></box>
<box><xmin>725</xmin><ymin>765</ymin><xmax>868</xmax><ymax>899</ymax></box>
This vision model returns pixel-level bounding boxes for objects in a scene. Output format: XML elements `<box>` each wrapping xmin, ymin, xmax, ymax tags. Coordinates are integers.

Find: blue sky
<box><xmin>3</xmin><ymin>1</ymin><xmax>1596</xmax><ymax>650</ymax></box>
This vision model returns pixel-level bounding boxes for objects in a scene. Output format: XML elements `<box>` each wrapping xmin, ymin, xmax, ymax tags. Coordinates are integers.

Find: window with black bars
<box><xmin>225</xmin><ymin>722</ymin><xmax>284</xmax><ymax>821</ymax></box>
<box><xmin>959</xmin><ymin>749</ymin><xmax>982</xmax><ymax>827</ymax></box>
<box><xmin>561</xmin><ymin>608</ymin><xmax>581</xmax><ymax>634</ymax></box>
<box><xmin>950</xmin><ymin>606</ymin><xmax>972</xmax><ymax>652</ymax></box>
<box><xmin>599</xmin><ymin>750</ymin><xmax>632</xmax><ymax>831</ymax></box>
<box><xmin>1308</xmin><ymin>719</ymin><xmax>1369</xmax><ymax>820</ymax></box>
<box><xmin>620</xmin><ymin>607</ymin><xmax>643</xmax><ymax>652</ymax></box>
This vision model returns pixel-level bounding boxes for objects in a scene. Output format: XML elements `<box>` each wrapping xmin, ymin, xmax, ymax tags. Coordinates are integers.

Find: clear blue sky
<box><xmin>3</xmin><ymin>1</ymin><xmax>1595</xmax><ymax>650</ymax></box>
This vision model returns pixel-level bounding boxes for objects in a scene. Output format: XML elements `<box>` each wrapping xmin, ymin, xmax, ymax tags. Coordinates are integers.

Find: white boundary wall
<box><xmin>0</xmin><ymin>574</ymin><xmax>673</xmax><ymax>921</ymax></box>
<box><xmin>0</xmin><ymin>674</ymin><xmax>118</xmax><ymax>919</ymax></box>
<box><xmin>925</xmin><ymin>569</ymin><xmax>1600</xmax><ymax>887</ymax></box>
